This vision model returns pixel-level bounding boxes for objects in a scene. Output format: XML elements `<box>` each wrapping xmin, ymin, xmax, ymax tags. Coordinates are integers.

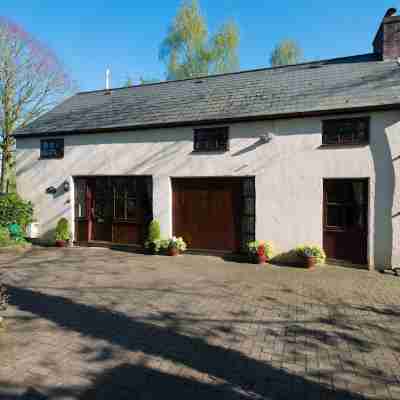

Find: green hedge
<box><xmin>0</xmin><ymin>193</ymin><xmax>34</xmax><ymax>230</ymax></box>
<box><xmin>0</xmin><ymin>226</ymin><xmax>10</xmax><ymax>246</ymax></box>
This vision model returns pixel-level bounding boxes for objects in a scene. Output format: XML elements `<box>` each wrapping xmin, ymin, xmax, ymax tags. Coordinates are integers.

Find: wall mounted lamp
<box><xmin>63</xmin><ymin>180</ymin><xmax>70</xmax><ymax>192</ymax></box>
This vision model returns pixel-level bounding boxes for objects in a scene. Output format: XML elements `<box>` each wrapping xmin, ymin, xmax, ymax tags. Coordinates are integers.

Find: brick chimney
<box><xmin>373</xmin><ymin>8</ymin><xmax>400</xmax><ymax>60</ymax></box>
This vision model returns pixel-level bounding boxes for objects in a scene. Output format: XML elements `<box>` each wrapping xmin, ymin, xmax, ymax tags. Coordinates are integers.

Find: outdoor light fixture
<box><xmin>260</xmin><ymin>133</ymin><xmax>273</xmax><ymax>143</ymax></box>
<box><xmin>46</xmin><ymin>186</ymin><xmax>57</xmax><ymax>195</ymax></box>
<box><xmin>63</xmin><ymin>180</ymin><xmax>70</xmax><ymax>192</ymax></box>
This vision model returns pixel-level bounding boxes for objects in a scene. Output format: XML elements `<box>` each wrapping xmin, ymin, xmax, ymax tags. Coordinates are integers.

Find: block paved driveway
<box><xmin>1</xmin><ymin>247</ymin><xmax>400</xmax><ymax>399</ymax></box>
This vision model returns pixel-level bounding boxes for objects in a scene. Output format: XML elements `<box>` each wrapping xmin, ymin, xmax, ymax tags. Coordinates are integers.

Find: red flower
<box><xmin>257</xmin><ymin>245</ymin><xmax>265</xmax><ymax>256</ymax></box>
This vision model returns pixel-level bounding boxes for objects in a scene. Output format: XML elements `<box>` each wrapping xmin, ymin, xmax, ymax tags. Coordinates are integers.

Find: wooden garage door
<box><xmin>172</xmin><ymin>178</ymin><xmax>244</xmax><ymax>252</ymax></box>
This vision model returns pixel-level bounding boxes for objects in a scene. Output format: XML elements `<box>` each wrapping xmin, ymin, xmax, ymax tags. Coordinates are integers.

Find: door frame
<box><xmin>171</xmin><ymin>176</ymin><xmax>255</xmax><ymax>253</ymax></box>
<box><xmin>73</xmin><ymin>175</ymin><xmax>153</xmax><ymax>245</ymax></box>
<box><xmin>322</xmin><ymin>177</ymin><xmax>370</xmax><ymax>265</ymax></box>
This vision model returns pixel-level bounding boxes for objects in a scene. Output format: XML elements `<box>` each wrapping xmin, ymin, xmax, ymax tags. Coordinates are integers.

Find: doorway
<box><xmin>74</xmin><ymin>176</ymin><xmax>153</xmax><ymax>245</ymax></box>
<box><xmin>172</xmin><ymin>177</ymin><xmax>255</xmax><ymax>252</ymax></box>
<box><xmin>323</xmin><ymin>179</ymin><xmax>368</xmax><ymax>265</ymax></box>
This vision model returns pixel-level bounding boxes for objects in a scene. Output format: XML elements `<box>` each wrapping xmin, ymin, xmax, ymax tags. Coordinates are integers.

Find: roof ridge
<box><xmin>77</xmin><ymin>52</ymin><xmax>377</xmax><ymax>95</ymax></box>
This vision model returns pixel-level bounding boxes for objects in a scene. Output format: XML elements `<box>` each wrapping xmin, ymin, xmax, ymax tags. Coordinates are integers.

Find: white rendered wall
<box><xmin>16</xmin><ymin>110</ymin><xmax>400</xmax><ymax>268</ymax></box>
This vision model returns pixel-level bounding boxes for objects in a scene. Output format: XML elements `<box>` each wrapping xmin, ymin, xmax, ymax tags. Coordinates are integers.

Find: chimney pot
<box><xmin>373</xmin><ymin>8</ymin><xmax>400</xmax><ymax>60</ymax></box>
<box><xmin>385</xmin><ymin>8</ymin><xmax>397</xmax><ymax>18</ymax></box>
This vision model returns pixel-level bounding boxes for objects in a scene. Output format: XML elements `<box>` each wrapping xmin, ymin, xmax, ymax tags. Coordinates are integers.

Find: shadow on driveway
<box><xmin>4</xmin><ymin>285</ymin><xmax>369</xmax><ymax>400</ymax></box>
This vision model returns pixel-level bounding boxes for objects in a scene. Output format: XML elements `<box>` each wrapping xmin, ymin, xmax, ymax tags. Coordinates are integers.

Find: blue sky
<box><xmin>1</xmin><ymin>1</ymin><xmax>397</xmax><ymax>91</ymax></box>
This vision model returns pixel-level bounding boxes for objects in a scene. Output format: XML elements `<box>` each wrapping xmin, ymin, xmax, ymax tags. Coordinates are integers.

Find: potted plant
<box><xmin>247</xmin><ymin>240</ymin><xmax>273</xmax><ymax>264</ymax></box>
<box><xmin>55</xmin><ymin>218</ymin><xmax>71</xmax><ymax>247</ymax></box>
<box><xmin>167</xmin><ymin>237</ymin><xmax>187</xmax><ymax>256</ymax></box>
<box><xmin>295</xmin><ymin>245</ymin><xmax>326</xmax><ymax>269</ymax></box>
<box><xmin>144</xmin><ymin>219</ymin><xmax>162</xmax><ymax>254</ymax></box>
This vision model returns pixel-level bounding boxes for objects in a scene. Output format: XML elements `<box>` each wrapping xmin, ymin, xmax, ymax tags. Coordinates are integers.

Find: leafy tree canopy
<box><xmin>160</xmin><ymin>0</ymin><xmax>239</xmax><ymax>80</ymax></box>
<box><xmin>270</xmin><ymin>39</ymin><xmax>302</xmax><ymax>67</ymax></box>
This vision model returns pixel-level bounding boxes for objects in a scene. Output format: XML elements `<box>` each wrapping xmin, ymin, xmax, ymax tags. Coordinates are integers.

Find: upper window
<box><xmin>322</xmin><ymin>117</ymin><xmax>369</xmax><ymax>146</ymax></box>
<box><xmin>40</xmin><ymin>139</ymin><xmax>64</xmax><ymax>159</ymax></box>
<box><xmin>193</xmin><ymin>127</ymin><xmax>229</xmax><ymax>152</ymax></box>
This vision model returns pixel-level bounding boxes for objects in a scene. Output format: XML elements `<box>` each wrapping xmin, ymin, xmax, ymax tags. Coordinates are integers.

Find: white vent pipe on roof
<box><xmin>106</xmin><ymin>68</ymin><xmax>111</xmax><ymax>90</ymax></box>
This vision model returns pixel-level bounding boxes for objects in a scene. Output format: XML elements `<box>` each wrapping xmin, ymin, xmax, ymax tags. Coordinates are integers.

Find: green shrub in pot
<box><xmin>145</xmin><ymin>219</ymin><xmax>162</xmax><ymax>253</ymax></box>
<box><xmin>55</xmin><ymin>218</ymin><xmax>71</xmax><ymax>246</ymax></box>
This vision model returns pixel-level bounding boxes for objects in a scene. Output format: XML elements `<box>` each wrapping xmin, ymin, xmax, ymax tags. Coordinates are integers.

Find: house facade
<box><xmin>14</xmin><ymin>9</ymin><xmax>400</xmax><ymax>269</ymax></box>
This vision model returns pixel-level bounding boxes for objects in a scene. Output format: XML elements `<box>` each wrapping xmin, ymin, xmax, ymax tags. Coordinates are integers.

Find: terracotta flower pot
<box><xmin>168</xmin><ymin>247</ymin><xmax>179</xmax><ymax>256</ymax></box>
<box><xmin>55</xmin><ymin>240</ymin><xmax>67</xmax><ymax>248</ymax></box>
<box><xmin>253</xmin><ymin>254</ymin><xmax>267</xmax><ymax>264</ymax></box>
<box><xmin>304</xmin><ymin>256</ymin><xmax>317</xmax><ymax>269</ymax></box>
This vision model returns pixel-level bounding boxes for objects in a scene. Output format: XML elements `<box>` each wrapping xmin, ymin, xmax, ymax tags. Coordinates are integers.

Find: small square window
<box><xmin>193</xmin><ymin>127</ymin><xmax>229</xmax><ymax>152</ymax></box>
<box><xmin>40</xmin><ymin>139</ymin><xmax>64</xmax><ymax>159</ymax></box>
<box><xmin>322</xmin><ymin>118</ymin><xmax>369</xmax><ymax>146</ymax></box>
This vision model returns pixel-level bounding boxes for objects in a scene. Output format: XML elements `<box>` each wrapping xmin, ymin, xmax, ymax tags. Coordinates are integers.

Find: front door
<box><xmin>90</xmin><ymin>178</ymin><xmax>113</xmax><ymax>242</ymax></box>
<box><xmin>74</xmin><ymin>176</ymin><xmax>153</xmax><ymax>245</ymax></box>
<box><xmin>323</xmin><ymin>179</ymin><xmax>368</xmax><ymax>265</ymax></box>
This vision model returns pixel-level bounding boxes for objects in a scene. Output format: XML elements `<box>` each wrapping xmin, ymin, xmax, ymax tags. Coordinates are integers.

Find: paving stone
<box><xmin>0</xmin><ymin>247</ymin><xmax>399</xmax><ymax>399</ymax></box>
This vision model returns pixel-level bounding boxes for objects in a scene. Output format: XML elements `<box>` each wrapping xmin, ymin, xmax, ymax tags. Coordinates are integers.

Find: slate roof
<box><xmin>15</xmin><ymin>53</ymin><xmax>400</xmax><ymax>136</ymax></box>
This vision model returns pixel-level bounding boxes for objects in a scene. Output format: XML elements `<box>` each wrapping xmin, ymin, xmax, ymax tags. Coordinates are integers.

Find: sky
<box><xmin>1</xmin><ymin>1</ymin><xmax>398</xmax><ymax>92</ymax></box>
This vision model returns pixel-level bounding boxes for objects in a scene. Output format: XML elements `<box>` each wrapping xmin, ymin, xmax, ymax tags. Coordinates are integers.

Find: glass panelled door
<box><xmin>74</xmin><ymin>176</ymin><xmax>153</xmax><ymax>245</ymax></box>
<box><xmin>323</xmin><ymin>179</ymin><xmax>368</xmax><ymax>265</ymax></box>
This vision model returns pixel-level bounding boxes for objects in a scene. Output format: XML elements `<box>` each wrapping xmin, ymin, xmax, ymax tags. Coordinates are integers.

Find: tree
<box><xmin>122</xmin><ymin>76</ymin><xmax>160</xmax><ymax>87</ymax></box>
<box><xmin>0</xmin><ymin>17</ymin><xmax>72</xmax><ymax>192</ymax></box>
<box><xmin>123</xmin><ymin>76</ymin><xmax>134</xmax><ymax>87</ymax></box>
<box><xmin>139</xmin><ymin>76</ymin><xmax>160</xmax><ymax>85</ymax></box>
<box><xmin>270</xmin><ymin>39</ymin><xmax>302</xmax><ymax>67</ymax></box>
<box><xmin>159</xmin><ymin>0</ymin><xmax>239</xmax><ymax>80</ymax></box>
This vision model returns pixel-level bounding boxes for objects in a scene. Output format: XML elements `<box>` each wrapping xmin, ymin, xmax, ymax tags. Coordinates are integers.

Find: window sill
<box><xmin>39</xmin><ymin>156</ymin><xmax>64</xmax><ymax>160</ymax></box>
<box><xmin>191</xmin><ymin>150</ymin><xmax>229</xmax><ymax>155</ymax></box>
<box><xmin>318</xmin><ymin>143</ymin><xmax>369</xmax><ymax>150</ymax></box>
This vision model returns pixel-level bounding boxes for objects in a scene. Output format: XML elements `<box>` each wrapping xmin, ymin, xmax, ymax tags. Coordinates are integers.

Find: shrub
<box><xmin>145</xmin><ymin>220</ymin><xmax>162</xmax><ymax>252</ymax></box>
<box><xmin>147</xmin><ymin>220</ymin><xmax>161</xmax><ymax>242</ymax></box>
<box><xmin>271</xmin><ymin>250</ymin><xmax>303</xmax><ymax>266</ymax></box>
<box><xmin>55</xmin><ymin>218</ymin><xmax>71</xmax><ymax>241</ymax></box>
<box><xmin>295</xmin><ymin>244</ymin><xmax>326</xmax><ymax>264</ymax></box>
<box><xmin>167</xmin><ymin>237</ymin><xmax>187</xmax><ymax>252</ymax></box>
<box><xmin>0</xmin><ymin>193</ymin><xmax>33</xmax><ymax>230</ymax></box>
<box><xmin>247</xmin><ymin>240</ymin><xmax>273</xmax><ymax>259</ymax></box>
<box><xmin>0</xmin><ymin>226</ymin><xmax>10</xmax><ymax>245</ymax></box>
<box><xmin>159</xmin><ymin>239</ymin><xmax>170</xmax><ymax>251</ymax></box>
<box><xmin>146</xmin><ymin>238</ymin><xmax>163</xmax><ymax>253</ymax></box>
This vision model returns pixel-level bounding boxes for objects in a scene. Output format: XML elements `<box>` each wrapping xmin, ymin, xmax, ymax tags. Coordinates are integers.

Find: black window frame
<box><xmin>322</xmin><ymin>117</ymin><xmax>370</xmax><ymax>147</ymax></box>
<box><xmin>40</xmin><ymin>138</ymin><xmax>64</xmax><ymax>159</ymax></box>
<box><xmin>113</xmin><ymin>177</ymin><xmax>138</xmax><ymax>222</ymax></box>
<box><xmin>193</xmin><ymin>127</ymin><xmax>230</xmax><ymax>153</ymax></box>
<box><xmin>323</xmin><ymin>179</ymin><xmax>368</xmax><ymax>233</ymax></box>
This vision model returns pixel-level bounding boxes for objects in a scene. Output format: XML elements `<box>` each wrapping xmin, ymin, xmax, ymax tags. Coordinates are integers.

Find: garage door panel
<box><xmin>172</xmin><ymin>178</ymin><xmax>243</xmax><ymax>252</ymax></box>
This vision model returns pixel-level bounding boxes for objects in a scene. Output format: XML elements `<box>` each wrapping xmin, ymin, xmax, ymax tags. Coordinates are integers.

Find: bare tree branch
<box><xmin>0</xmin><ymin>16</ymin><xmax>74</xmax><ymax>192</ymax></box>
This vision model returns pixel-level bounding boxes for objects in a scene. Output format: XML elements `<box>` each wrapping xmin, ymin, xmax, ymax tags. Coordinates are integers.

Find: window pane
<box><xmin>323</xmin><ymin>118</ymin><xmax>369</xmax><ymax>146</ymax></box>
<box><xmin>325</xmin><ymin>181</ymin><xmax>345</xmax><ymax>203</ymax></box>
<box><xmin>40</xmin><ymin>139</ymin><xmax>64</xmax><ymax>158</ymax></box>
<box><xmin>194</xmin><ymin>127</ymin><xmax>229</xmax><ymax>152</ymax></box>
<box><xmin>114</xmin><ymin>195</ymin><xmax>125</xmax><ymax>219</ymax></box>
<box><xmin>75</xmin><ymin>179</ymin><xmax>86</xmax><ymax>218</ymax></box>
<box><xmin>326</xmin><ymin>205</ymin><xmax>344</xmax><ymax>228</ymax></box>
<box><xmin>127</xmin><ymin>197</ymin><xmax>137</xmax><ymax>219</ymax></box>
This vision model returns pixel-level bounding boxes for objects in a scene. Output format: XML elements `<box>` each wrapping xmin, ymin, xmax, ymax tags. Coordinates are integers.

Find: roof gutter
<box><xmin>13</xmin><ymin>103</ymin><xmax>400</xmax><ymax>139</ymax></box>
